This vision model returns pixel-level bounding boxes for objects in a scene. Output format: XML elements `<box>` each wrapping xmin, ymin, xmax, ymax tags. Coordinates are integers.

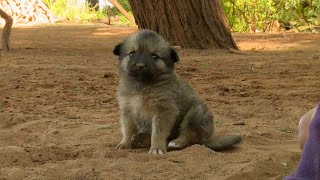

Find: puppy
<box><xmin>113</xmin><ymin>30</ymin><xmax>241</xmax><ymax>155</ymax></box>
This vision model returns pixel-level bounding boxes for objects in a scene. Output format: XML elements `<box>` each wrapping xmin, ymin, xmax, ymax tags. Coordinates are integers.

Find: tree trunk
<box><xmin>128</xmin><ymin>0</ymin><xmax>238</xmax><ymax>49</ymax></box>
<box><xmin>0</xmin><ymin>8</ymin><xmax>13</xmax><ymax>51</ymax></box>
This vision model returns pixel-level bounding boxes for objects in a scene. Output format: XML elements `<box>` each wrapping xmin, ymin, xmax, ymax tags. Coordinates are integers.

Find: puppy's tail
<box><xmin>203</xmin><ymin>135</ymin><xmax>242</xmax><ymax>151</ymax></box>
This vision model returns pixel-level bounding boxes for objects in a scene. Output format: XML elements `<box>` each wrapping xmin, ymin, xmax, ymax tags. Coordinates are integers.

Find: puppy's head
<box><xmin>113</xmin><ymin>30</ymin><xmax>179</xmax><ymax>82</ymax></box>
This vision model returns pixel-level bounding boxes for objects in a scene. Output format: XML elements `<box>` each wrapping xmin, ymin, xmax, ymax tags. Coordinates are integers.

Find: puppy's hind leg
<box><xmin>169</xmin><ymin>104</ymin><xmax>213</xmax><ymax>150</ymax></box>
<box><xmin>168</xmin><ymin>130</ymin><xmax>197</xmax><ymax>150</ymax></box>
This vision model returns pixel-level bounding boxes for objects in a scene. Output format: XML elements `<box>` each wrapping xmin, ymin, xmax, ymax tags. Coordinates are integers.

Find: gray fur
<box><xmin>114</xmin><ymin>30</ymin><xmax>241</xmax><ymax>155</ymax></box>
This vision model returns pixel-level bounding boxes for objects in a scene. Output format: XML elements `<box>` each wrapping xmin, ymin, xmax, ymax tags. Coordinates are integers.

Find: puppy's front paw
<box><xmin>116</xmin><ymin>141</ymin><xmax>132</xmax><ymax>150</ymax></box>
<box><xmin>149</xmin><ymin>146</ymin><xmax>167</xmax><ymax>155</ymax></box>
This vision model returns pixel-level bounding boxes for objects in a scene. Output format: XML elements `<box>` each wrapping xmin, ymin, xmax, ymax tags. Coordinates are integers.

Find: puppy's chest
<box><xmin>129</xmin><ymin>96</ymin><xmax>143</xmax><ymax>115</ymax></box>
<box><xmin>126</xmin><ymin>94</ymin><xmax>156</xmax><ymax>120</ymax></box>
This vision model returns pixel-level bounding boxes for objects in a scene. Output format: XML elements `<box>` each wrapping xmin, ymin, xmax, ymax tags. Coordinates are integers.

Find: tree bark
<box><xmin>0</xmin><ymin>8</ymin><xmax>13</xmax><ymax>51</ymax></box>
<box><xmin>128</xmin><ymin>0</ymin><xmax>238</xmax><ymax>49</ymax></box>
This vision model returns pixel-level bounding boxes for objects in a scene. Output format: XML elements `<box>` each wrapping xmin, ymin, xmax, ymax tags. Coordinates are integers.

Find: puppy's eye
<box><xmin>128</xmin><ymin>51</ymin><xmax>135</xmax><ymax>57</ymax></box>
<box><xmin>152</xmin><ymin>54</ymin><xmax>160</xmax><ymax>61</ymax></box>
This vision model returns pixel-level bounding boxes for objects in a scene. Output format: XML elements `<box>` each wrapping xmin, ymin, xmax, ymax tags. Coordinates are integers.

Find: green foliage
<box><xmin>117</xmin><ymin>0</ymin><xmax>132</xmax><ymax>12</ymax></box>
<box><xmin>43</xmin><ymin>0</ymin><xmax>133</xmax><ymax>25</ymax></box>
<box><xmin>43</xmin><ymin>0</ymin><xmax>319</xmax><ymax>31</ymax></box>
<box><xmin>222</xmin><ymin>0</ymin><xmax>320</xmax><ymax>32</ymax></box>
<box><xmin>278</xmin><ymin>0</ymin><xmax>320</xmax><ymax>31</ymax></box>
<box><xmin>44</xmin><ymin>0</ymin><xmax>106</xmax><ymax>23</ymax></box>
<box><xmin>222</xmin><ymin>0</ymin><xmax>277</xmax><ymax>32</ymax></box>
<box><xmin>116</xmin><ymin>12</ymin><xmax>135</xmax><ymax>27</ymax></box>
<box><xmin>108</xmin><ymin>0</ymin><xmax>134</xmax><ymax>26</ymax></box>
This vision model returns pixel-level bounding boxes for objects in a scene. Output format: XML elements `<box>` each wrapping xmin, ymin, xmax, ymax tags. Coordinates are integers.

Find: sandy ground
<box><xmin>0</xmin><ymin>24</ymin><xmax>319</xmax><ymax>179</ymax></box>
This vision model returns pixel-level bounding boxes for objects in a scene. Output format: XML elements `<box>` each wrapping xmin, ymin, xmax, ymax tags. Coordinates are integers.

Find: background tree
<box><xmin>128</xmin><ymin>0</ymin><xmax>238</xmax><ymax>49</ymax></box>
<box><xmin>1</xmin><ymin>0</ymin><xmax>55</xmax><ymax>24</ymax></box>
<box><xmin>0</xmin><ymin>8</ymin><xmax>13</xmax><ymax>51</ymax></box>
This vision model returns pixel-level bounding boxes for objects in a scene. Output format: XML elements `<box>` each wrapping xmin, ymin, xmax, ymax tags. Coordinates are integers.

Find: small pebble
<box><xmin>233</xmin><ymin>121</ymin><xmax>246</xmax><ymax>125</ymax></box>
<box><xmin>67</xmin><ymin>115</ymin><xmax>80</xmax><ymax>119</ymax></box>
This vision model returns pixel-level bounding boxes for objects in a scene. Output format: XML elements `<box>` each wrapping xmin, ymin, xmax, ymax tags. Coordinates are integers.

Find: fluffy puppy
<box><xmin>113</xmin><ymin>30</ymin><xmax>241</xmax><ymax>155</ymax></box>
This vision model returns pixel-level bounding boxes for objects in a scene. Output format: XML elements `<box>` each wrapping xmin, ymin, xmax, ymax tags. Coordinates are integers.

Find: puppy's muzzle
<box><xmin>135</xmin><ymin>63</ymin><xmax>146</xmax><ymax>70</ymax></box>
<box><xmin>128</xmin><ymin>63</ymin><xmax>148</xmax><ymax>78</ymax></box>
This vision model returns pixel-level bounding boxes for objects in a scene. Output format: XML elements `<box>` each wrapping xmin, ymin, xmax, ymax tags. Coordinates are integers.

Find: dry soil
<box><xmin>0</xmin><ymin>24</ymin><xmax>320</xmax><ymax>179</ymax></box>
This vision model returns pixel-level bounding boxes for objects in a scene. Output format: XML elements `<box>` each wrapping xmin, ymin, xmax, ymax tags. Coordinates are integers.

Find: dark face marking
<box><xmin>126</xmin><ymin>50</ymin><xmax>158</xmax><ymax>81</ymax></box>
<box><xmin>113</xmin><ymin>30</ymin><xmax>180</xmax><ymax>83</ymax></box>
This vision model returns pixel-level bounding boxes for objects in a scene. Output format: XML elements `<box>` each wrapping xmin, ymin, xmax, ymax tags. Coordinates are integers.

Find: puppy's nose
<box><xmin>135</xmin><ymin>63</ymin><xmax>146</xmax><ymax>70</ymax></box>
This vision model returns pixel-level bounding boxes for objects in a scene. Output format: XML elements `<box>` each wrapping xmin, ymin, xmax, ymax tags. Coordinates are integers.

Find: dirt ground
<box><xmin>0</xmin><ymin>24</ymin><xmax>319</xmax><ymax>180</ymax></box>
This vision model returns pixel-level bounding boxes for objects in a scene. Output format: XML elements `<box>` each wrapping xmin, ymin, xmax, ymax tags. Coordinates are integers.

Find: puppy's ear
<box><xmin>113</xmin><ymin>43</ymin><xmax>123</xmax><ymax>56</ymax></box>
<box><xmin>170</xmin><ymin>48</ymin><xmax>179</xmax><ymax>63</ymax></box>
